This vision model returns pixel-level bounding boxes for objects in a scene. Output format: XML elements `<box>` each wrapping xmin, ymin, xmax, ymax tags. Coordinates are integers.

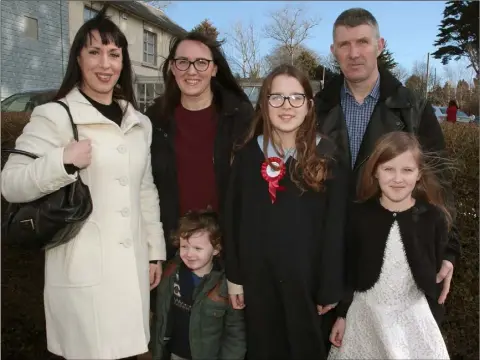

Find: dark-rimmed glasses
<box><xmin>172</xmin><ymin>58</ymin><xmax>213</xmax><ymax>72</ymax></box>
<box><xmin>267</xmin><ymin>94</ymin><xmax>306</xmax><ymax>108</ymax></box>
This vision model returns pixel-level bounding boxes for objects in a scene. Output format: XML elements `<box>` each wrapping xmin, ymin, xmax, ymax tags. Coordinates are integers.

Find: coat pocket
<box><xmin>45</xmin><ymin>221</ymin><xmax>103</xmax><ymax>287</ymax></box>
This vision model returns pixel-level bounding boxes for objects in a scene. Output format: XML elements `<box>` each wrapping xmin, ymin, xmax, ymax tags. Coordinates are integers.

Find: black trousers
<box><xmin>243</xmin><ymin>266</ymin><xmax>327</xmax><ymax>360</ymax></box>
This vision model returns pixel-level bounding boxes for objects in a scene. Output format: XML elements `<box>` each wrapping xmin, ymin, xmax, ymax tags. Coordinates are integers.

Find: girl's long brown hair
<box><xmin>357</xmin><ymin>131</ymin><xmax>452</xmax><ymax>229</ymax></box>
<box><xmin>240</xmin><ymin>65</ymin><xmax>328</xmax><ymax>192</ymax></box>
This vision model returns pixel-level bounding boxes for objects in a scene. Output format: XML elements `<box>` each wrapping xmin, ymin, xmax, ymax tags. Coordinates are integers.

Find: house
<box><xmin>1</xmin><ymin>0</ymin><xmax>70</xmax><ymax>100</ymax></box>
<box><xmin>1</xmin><ymin>0</ymin><xmax>186</xmax><ymax>110</ymax></box>
<box><xmin>69</xmin><ymin>1</ymin><xmax>186</xmax><ymax>111</ymax></box>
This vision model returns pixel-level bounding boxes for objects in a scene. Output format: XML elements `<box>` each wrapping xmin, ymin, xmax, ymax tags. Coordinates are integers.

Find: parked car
<box><xmin>241</xmin><ymin>85</ymin><xmax>260</xmax><ymax>108</ymax></box>
<box><xmin>1</xmin><ymin>89</ymin><xmax>57</xmax><ymax>113</ymax></box>
<box><xmin>432</xmin><ymin>106</ymin><xmax>473</xmax><ymax>123</ymax></box>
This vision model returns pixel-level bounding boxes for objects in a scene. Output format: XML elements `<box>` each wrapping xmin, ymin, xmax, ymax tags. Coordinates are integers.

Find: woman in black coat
<box><xmin>145</xmin><ymin>31</ymin><xmax>254</xmax><ymax>261</ymax></box>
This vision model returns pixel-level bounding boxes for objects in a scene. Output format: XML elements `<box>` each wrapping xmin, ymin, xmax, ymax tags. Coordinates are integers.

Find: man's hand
<box><xmin>149</xmin><ymin>261</ymin><xmax>162</xmax><ymax>290</ymax></box>
<box><xmin>436</xmin><ymin>260</ymin><xmax>454</xmax><ymax>304</ymax></box>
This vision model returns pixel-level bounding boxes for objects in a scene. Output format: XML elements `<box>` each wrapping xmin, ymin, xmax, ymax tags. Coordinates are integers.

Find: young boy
<box><xmin>151</xmin><ymin>209</ymin><xmax>246</xmax><ymax>360</ymax></box>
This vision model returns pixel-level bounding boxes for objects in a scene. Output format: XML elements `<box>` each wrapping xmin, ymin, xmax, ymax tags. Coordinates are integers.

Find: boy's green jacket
<box><xmin>150</xmin><ymin>256</ymin><xmax>246</xmax><ymax>360</ymax></box>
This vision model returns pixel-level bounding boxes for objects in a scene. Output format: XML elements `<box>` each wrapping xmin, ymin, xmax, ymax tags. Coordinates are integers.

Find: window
<box><xmin>136</xmin><ymin>83</ymin><xmax>164</xmax><ymax>113</ymax></box>
<box><xmin>1</xmin><ymin>94</ymin><xmax>32</xmax><ymax>112</ymax></box>
<box><xmin>84</xmin><ymin>6</ymin><xmax>99</xmax><ymax>22</ymax></box>
<box><xmin>23</xmin><ymin>16</ymin><xmax>38</xmax><ymax>40</ymax></box>
<box><xmin>143</xmin><ymin>30</ymin><xmax>157</xmax><ymax>65</ymax></box>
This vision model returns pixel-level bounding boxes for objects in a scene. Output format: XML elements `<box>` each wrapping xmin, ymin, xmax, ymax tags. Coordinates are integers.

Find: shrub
<box><xmin>440</xmin><ymin>122</ymin><xmax>479</xmax><ymax>360</ymax></box>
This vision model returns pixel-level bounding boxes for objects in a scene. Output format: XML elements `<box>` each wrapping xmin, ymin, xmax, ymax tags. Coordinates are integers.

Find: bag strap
<box><xmin>52</xmin><ymin>100</ymin><xmax>79</xmax><ymax>141</ymax></box>
<box><xmin>2</xmin><ymin>101</ymin><xmax>78</xmax><ymax>159</ymax></box>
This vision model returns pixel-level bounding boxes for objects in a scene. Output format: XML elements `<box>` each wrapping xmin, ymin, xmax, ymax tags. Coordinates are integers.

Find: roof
<box><xmin>106</xmin><ymin>1</ymin><xmax>187</xmax><ymax>37</ymax></box>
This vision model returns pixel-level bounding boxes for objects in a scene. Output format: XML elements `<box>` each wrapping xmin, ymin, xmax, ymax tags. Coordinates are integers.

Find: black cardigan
<box><xmin>336</xmin><ymin>199</ymin><xmax>451</xmax><ymax>324</ymax></box>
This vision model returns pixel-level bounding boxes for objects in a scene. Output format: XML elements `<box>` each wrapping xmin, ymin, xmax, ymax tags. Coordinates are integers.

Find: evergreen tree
<box><xmin>432</xmin><ymin>1</ymin><xmax>479</xmax><ymax>77</ymax></box>
<box><xmin>192</xmin><ymin>19</ymin><xmax>219</xmax><ymax>41</ymax></box>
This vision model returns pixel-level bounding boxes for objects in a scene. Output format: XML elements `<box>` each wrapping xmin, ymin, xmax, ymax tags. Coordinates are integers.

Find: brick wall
<box><xmin>1</xmin><ymin>0</ymin><xmax>69</xmax><ymax>100</ymax></box>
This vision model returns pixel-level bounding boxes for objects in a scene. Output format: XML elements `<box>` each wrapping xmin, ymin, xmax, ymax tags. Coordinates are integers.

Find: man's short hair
<box><xmin>333</xmin><ymin>8</ymin><xmax>380</xmax><ymax>40</ymax></box>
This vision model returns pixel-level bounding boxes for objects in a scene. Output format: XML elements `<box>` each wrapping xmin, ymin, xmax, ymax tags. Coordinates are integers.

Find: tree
<box><xmin>443</xmin><ymin>81</ymin><xmax>455</xmax><ymax>103</ymax></box>
<box><xmin>455</xmin><ymin>79</ymin><xmax>470</xmax><ymax>108</ymax></box>
<box><xmin>226</xmin><ymin>21</ymin><xmax>264</xmax><ymax>79</ymax></box>
<box><xmin>391</xmin><ymin>65</ymin><xmax>409</xmax><ymax>84</ymax></box>
<box><xmin>377</xmin><ymin>41</ymin><xmax>398</xmax><ymax>71</ymax></box>
<box><xmin>405</xmin><ymin>75</ymin><xmax>424</xmax><ymax>99</ymax></box>
<box><xmin>263</xmin><ymin>5</ymin><xmax>320</xmax><ymax>65</ymax></box>
<box><xmin>432</xmin><ymin>1</ymin><xmax>479</xmax><ymax>77</ymax></box>
<box><xmin>411</xmin><ymin>59</ymin><xmax>436</xmax><ymax>95</ymax></box>
<box><xmin>295</xmin><ymin>48</ymin><xmax>320</xmax><ymax>78</ymax></box>
<box><xmin>428</xmin><ymin>84</ymin><xmax>448</xmax><ymax>106</ymax></box>
<box><xmin>264</xmin><ymin>44</ymin><xmax>320</xmax><ymax>77</ymax></box>
<box><xmin>192</xmin><ymin>19</ymin><xmax>219</xmax><ymax>41</ymax></box>
<box><xmin>320</xmin><ymin>53</ymin><xmax>341</xmax><ymax>74</ymax></box>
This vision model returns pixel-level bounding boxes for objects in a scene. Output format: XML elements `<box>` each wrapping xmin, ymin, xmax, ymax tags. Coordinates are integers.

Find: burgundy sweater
<box><xmin>174</xmin><ymin>104</ymin><xmax>218</xmax><ymax>215</ymax></box>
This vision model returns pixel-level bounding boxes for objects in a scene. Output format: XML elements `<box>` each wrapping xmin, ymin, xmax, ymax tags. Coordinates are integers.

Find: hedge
<box><xmin>440</xmin><ymin>122</ymin><xmax>479</xmax><ymax>360</ymax></box>
<box><xmin>1</xmin><ymin>114</ymin><xmax>478</xmax><ymax>359</ymax></box>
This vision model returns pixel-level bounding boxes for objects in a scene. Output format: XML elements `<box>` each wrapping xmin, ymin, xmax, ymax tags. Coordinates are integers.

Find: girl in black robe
<box><xmin>224</xmin><ymin>64</ymin><xmax>349</xmax><ymax>360</ymax></box>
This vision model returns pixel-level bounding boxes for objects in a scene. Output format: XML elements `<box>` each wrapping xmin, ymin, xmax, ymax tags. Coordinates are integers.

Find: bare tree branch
<box><xmin>391</xmin><ymin>65</ymin><xmax>410</xmax><ymax>84</ymax></box>
<box><xmin>226</xmin><ymin>20</ymin><xmax>265</xmax><ymax>79</ymax></box>
<box><xmin>263</xmin><ymin>5</ymin><xmax>320</xmax><ymax>65</ymax></box>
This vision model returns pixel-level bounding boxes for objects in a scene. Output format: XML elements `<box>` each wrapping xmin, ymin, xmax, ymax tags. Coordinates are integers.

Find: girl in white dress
<box><xmin>328</xmin><ymin>131</ymin><xmax>455</xmax><ymax>360</ymax></box>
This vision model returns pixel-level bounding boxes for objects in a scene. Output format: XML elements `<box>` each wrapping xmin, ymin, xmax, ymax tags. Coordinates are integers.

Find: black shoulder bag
<box><xmin>1</xmin><ymin>101</ymin><xmax>93</xmax><ymax>250</ymax></box>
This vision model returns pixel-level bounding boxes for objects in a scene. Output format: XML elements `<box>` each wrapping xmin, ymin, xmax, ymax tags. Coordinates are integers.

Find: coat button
<box><xmin>121</xmin><ymin>208</ymin><xmax>130</xmax><ymax>217</ymax></box>
<box><xmin>119</xmin><ymin>177</ymin><xmax>128</xmax><ymax>186</ymax></box>
<box><xmin>117</xmin><ymin>145</ymin><xmax>127</xmax><ymax>154</ymax></box>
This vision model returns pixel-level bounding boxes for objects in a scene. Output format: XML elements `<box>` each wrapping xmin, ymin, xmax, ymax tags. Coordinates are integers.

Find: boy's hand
<box><xmin>317</xmin><ymin>303</ymin><xmax>337</xmax><ymax>315</ymax></box>
<box><xmin>149</xmin><ymin>261</ymin><xmax>162</xmax><ymax>290</ymax></box>
<box><xmin>229</xmin><ymin>294</ymin><xmax>245</xmax><ymax>310</ymax></box>
<box><xmin>330</xmin><ymin>317</ymin><xmax>346</xmax><ymax>348</ymax></box>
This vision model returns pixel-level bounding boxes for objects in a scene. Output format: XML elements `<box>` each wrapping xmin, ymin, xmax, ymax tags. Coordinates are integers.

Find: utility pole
<box><xmin>425</xmin><ymin>52</ymin><xmax>430</xmax><ymax>99</ymax></box>
<box><xmin>322</xmin><ymin>66</ymin><xmax>326</xmax><ymax>90</ymax></box>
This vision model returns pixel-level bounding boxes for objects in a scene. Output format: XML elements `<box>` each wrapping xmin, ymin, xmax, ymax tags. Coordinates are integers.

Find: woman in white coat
<box><xmin>1</xmin><ymin>8</ymin><xmax>165</xmax><ymax>360</ymax></box>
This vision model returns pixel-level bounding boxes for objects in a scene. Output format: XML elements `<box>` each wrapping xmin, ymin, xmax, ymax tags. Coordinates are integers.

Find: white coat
<box><xmin>1</xmin><ymin>88</ymin><xmax>166</xmax><ymax>359</ymax></box>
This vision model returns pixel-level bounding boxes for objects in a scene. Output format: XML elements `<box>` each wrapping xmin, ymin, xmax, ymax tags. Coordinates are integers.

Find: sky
<box><xmin>162</xmin><ymin>0</ymin><xmax>472</xmax><ymax>82</ymax></box>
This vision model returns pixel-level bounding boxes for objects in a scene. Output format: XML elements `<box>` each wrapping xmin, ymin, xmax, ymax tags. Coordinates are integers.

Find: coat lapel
<box><xmin>64</xmin><ymin>88</ymin><xmax>143</xmax><ymax>133</ymax></box>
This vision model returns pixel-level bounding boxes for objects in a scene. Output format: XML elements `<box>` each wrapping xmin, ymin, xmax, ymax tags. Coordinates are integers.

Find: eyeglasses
<box><xmin>267</xmin><ymin>94</ymin><xmax>306</xmax><ymax>108</ymax></box>
<box><xmin>173</xmin><ymin>58</ymin><xmax>213</xmax><ymax>72</ymax></box>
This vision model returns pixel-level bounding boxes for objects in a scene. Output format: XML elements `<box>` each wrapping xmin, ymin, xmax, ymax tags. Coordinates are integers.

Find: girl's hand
<box><xmin>229</xmin><ymin>294</ymin><xmax>245</xmax><ymax>310</ymax></box>
<box><xmin>149</xmin><ymin>261</ymin><xmax>162</xmax><ymax>290</ymax></box>
<box><xmin>436</xmin><ymin>260</ymin><xmax>454</xmax><ymax>304</ymax></box>
<box><xmin>317</xmin><ymin>302</ymin><xmax>337</xmax><ymax>315</ymax></box>
<box><xmin>330</xmin><ymin>317</ymin><xmax>346</xmax><ymax>348</ymax></box>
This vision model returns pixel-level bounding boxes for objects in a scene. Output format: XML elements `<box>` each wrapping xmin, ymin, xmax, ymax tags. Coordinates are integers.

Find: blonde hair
<box><xmin>357</xmin><ymin>131</ymin><xmax>452</xmax><ymax>229</ymax></box>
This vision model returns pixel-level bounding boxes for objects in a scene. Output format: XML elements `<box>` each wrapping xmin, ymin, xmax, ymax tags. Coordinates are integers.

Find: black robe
<box><xmin>224</xmin><ymin>136</ymin><xmax>349</xmax><ymax>360</ymax></box>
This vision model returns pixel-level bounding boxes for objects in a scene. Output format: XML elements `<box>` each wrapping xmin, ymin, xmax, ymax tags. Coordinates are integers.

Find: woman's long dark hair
<box><xmin>159</xmin><ymin>31</ymin><xmax>249</xmax><ymax>117</ymax></box>
<box><xmin>54</xmin><ymin>6</ymin><xmax>137</xmax><ymax>110</ymax></box>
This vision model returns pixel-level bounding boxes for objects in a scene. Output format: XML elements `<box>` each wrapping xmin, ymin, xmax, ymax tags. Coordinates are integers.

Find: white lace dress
<box><xmin>328</xmin><ymin>221</ymin><xmax>450</xmax><ymax>360</ymax></box>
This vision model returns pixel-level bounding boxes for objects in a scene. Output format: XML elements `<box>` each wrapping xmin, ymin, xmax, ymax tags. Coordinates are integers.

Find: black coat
<box><xmin>145</xmin><ymin>88</ymin><xmax>254</xmax><ymax>259</ymax></box>
<box><xmin>224</xmin><ymin>136</ymin><xmax>349</xmax><ymax>306</ymax></box>
<box><xmin>314</xmin><ymin>68</ymin><xmax>460</xmax><ymax>265</ymax></box>
<box><xmin>336</xmin><ymin>199</ymin><xmax>449</xmax><ymax>324</ymax></box>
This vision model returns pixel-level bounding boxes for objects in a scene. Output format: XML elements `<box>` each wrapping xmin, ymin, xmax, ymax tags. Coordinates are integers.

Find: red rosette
<box><xmin>261</xmin><ymin>157</ymin><xmax>286</xmax><ymax>203</ymax></box>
